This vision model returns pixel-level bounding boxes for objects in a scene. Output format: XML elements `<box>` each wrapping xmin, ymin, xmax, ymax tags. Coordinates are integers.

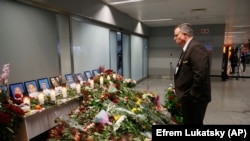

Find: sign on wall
<box><xmin>201</xmin><ymin>29</ymin><xmax>209</xmax><ymax>34</ymax></box>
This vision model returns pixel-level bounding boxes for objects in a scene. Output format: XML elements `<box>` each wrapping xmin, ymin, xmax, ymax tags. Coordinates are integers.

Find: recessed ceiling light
<box><xmin>109</xmin><ymin>0</ymin><xmax>143</xmax><ymax>5</ymax></box>
<box><xmin>141</xmin><ymin>19</ymin><xmax>173</xmax><ymax>22</ymax></box>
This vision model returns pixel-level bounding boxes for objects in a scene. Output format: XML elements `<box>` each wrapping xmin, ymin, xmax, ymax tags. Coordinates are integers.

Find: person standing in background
<box><xmin>173</xmin><ymin>23</ymin><xmax>211</xmax><ymax>124</ymax></box>
<box><xmin>240</xmin><ymin>46</ymin><xmax>248</xmax><ymax>72</ymax></box>
<box><xmin>229</xmin><ymin>47</ymin><xmax>238</xmax><ymax>74</ymax></box>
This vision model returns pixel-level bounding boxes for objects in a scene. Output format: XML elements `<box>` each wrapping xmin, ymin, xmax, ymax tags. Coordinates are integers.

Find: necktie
<box><xmin>175</xmin><ymin>51</ymin><xmax>184</xmax><ymax>74</ymax></box>
<box><xmin>177</xmin><ymin>51</ymin><xmax>184</xmax><ymax>67</ymax></box>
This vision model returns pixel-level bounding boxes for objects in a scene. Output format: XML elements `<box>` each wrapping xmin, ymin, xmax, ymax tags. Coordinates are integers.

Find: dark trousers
<box><xmin>181</xmin><ymin>98</ymin><xmax>209</xmax><ymax>125</ymax></box>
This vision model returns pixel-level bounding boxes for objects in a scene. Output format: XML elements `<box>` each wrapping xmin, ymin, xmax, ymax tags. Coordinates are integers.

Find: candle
<box><xmin>23</xmin><ymin>97</ymin><xmax>31</xmax><ymax>111</ymax></box>
<box><xmin>23</xmin><ymin>97</ymin><xmax>30</xmax><ymax>105</ymax></box>
<box><xmin>90</xmin><ymin>79</ymin><xmax>94</xmax><ymax>89</ymax></box>
<box><xmin>38</xmin><ymin>93</ymin><xmax>45</xmax><ymax>105</ymax></box>
<box><xmin>62</xmin><ymin>87</ymin><xmax>67</xmax><ymax>98</ymax></box>
<box><xmin>76</xmin><ymin>83</ymin><xmax>81</xmax><ymax>94</ymax></box>
<box><xmin>50</xmin><ymin>89</ymin><xmax>56</xmax><ymax>101</ymax></box>
<box><xmin>100</xmin><ymin>76</ymin><xmax>104</xmax><ymax>85</ymax></box>
<box><xmin>113</xmin><ymin>73</ymin><xmax>116</xmax><ymax>79</ymax></box>
<box><xmin>107</xmin><ymin>75</ymin><xmax>110</xmax><ymax>80</ymax></box>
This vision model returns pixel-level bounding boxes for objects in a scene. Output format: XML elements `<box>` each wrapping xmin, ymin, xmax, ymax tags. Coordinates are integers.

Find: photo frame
<box><xmin>84</xmin><ymin>71</ymin><xmax>93</xmax><ymax>80</ymax></box>
<box><xmin>65</xmin><ymin>73</ymin><xmax>75</xmax><ymax>85</ymax></box>
<box><xmin>49</xmin><ymin>76</ymin><xmax>60</xmax><ymax>87</ymax></box>
<box><xmin>92</xmin><ymin>69</ymin><xmax>99</xmax><ymax>76</ymax></box>
<box><xmin>9</xmin><ymin>82</ymin><xmax>25</xmax><ymax>98</ymax></box>
<box><xmin>24</xmin><ymin>80</ymin><xmax>38</xmax><ymax>94</ymax></box>
<box><xmin>75</xmin><ymin>73</ymin><xmax>84</xmax><ymax>82</ymax></box>
<box><xmin>37</xmin><ymin>78</ymin><xmax>50</xmax><ymax>90</ymax></box>
<box><xmin>0</xmin><ymin>85</ymin><xmax>8</xmax><ymax>92</ymax></box>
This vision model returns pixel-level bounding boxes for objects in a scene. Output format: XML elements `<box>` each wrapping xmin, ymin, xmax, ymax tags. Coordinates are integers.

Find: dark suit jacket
<box><xmin>174</xmin><ymin>38</ymin><xmax>211</xmax><ymax>103</ymax></box>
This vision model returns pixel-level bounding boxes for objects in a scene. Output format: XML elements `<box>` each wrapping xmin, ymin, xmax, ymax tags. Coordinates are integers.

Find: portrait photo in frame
<box><xmin>9</xmin><ymin>82</ymin><xmax>25</xmax><ymax>98</ymax></box>
<box><xmin>37</xmin><ymin>78</ymin><xmax>50</xmax><ymax>90</ymax></box>
<box><xmin>0</xmin><ymin>85</ymin><xmax>8</xmax><ymax>93</ymax></box>
<box><xmin>65</xmin><ymin>73</ymin><xmax>75</xmax><ymax>85</ymax></box>
<box><xmin>92</xmin><ymin>69</ymin><xmax>99</xmax><ymax>76</ymax></box>
<box><xmin>50</xmin><ymin>76</ymin><xmax>60</xmax><ymax>87</ymax></box>
<box><xmin>84</xmin><ymin>71</ymin><xmax>93</xmax><ymax>80</ymax></box>
<box><xmin>75</xmin><ymin>73</ymin><xmax>84</xmax><ymax>82</ymax></box>
<box><xmin>24</xmin><ymin>80</ymin><xmax>38</xmax><ymax>94</ymax></box>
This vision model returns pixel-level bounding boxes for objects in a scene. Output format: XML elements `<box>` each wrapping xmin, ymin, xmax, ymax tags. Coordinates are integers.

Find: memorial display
<box><xmin>47</xmin><ymin>69</ymin><xmax>170</xmax><ymax>141</ymax></box>
<box><xmin>0</xmin><ymin>64</ymin><xmax>182</xmax><ymax>141</ymax></box>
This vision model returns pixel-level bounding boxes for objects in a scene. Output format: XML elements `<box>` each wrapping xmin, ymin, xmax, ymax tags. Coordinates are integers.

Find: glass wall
<box><xmin>122</xmin><ymin>34</ymin><xmax>131</xmax><ymax>79</ymax></box>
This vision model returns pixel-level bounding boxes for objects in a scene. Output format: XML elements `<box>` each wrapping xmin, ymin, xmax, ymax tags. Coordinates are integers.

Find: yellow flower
<box><xmin>131</xmin><ymin>107</ymin><xmax>141</xmax><ymax>113</ymax></box>
<box><xmin>136</xmin><ymin>99</ymin><xmax>142</xmax><ymax>105</ymax></box>
<box><xmin>131</xmin><ymin>108</ymin><xmax>137</xmax><ymax>113</ymax></box>
<box><xmin>114</xmin><ymin>115</ymin><xmax>120</xmax><ymax>121</ymax></box>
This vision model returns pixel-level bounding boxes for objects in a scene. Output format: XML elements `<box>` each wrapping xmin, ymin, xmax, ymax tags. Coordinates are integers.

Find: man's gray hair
<box><xmin>176</xmin><ymin>23</ymin><xmax>193</xmax><ymax>36</ymax></box>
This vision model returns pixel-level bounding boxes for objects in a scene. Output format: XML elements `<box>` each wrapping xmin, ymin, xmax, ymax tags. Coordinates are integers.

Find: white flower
<box><xmin>113</xmin><ymin>115</ymin><xmax>126</xmax><ymax>132</ymax></box>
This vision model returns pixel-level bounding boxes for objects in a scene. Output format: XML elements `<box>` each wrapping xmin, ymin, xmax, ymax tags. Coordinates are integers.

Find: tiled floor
<box><xmin>134</xmin><ymin>76</ymin><xmax>250</xmax><ymax>125</ymax></box>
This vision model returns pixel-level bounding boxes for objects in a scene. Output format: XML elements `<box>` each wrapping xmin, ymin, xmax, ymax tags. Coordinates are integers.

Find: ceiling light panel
<box><xmin>109</xmin><ymin>0</ymin><xmax>144</xmax><ymax>5</ymax></box>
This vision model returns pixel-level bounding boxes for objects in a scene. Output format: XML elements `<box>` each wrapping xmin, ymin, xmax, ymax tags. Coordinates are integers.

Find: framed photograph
<box><xmin>65</xmin><ymin>73</ymin><xmax>75</xmax><ymax>85</ymax></box>
<box><xmin>0</xmin><ymin>85</ymin><xmax>8</xmax><ymax>92</ymax></box>
<box><xmin>37</xmin><ymin>78</ymin><xmax>50</xmax><ymax>90</ymax></box>
<box><xmin>9</xmin><ymin>82</ymin><xmax>25</xmax><ymax>98</ymax></box>
<box><xmin>24</xmin><ymin>80</ymin><xmax>38</xmax><ymax>94</ymax></box>
<box><xmin>75</xmin><ymin>73</ymin><xmax>84</xmax><ymax>82</ymax></box>
<box><xmin>50</xmin><ymin>76</ymin><xmax>60</xmax><ymax>87</ymax></box>
<box><xmin>92</xmin><ymin>69</ymin><xmax>99</xmax><ymax>76</ymax></box>
<box><xmin>84</xmin><ymin>71</ymin><xmax>93</xmax><ymax>80</ymax></box>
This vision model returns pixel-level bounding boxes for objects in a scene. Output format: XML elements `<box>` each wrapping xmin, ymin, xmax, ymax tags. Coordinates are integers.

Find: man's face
<box><xmin>42</xmin><ymin>83</ymin><xmax>47</xmax><ymax>89</ymax></box>
<box><xmin>14</xmin><ymin>87</ymin><xmax>22</xmax><ymax>94</ymax></box>
<box><xmin>28</xmin><ymin>84</ymin><xmax>36</xmax><ymax>93</ymax></box>
<box><xmin>174</xmin><ymin>28</ymin><xmax>186</xmax><ymax>46</ymax></box>
<box><xmin>78</xmin><ymin>76</ymin><xmax>82</xmax><ymax>81</ymax></box>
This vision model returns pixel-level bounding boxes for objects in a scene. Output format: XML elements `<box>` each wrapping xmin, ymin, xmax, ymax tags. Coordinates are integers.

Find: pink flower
<box><xmin>0</xmin><ymin>63</ymin><xmax>10</xmax><ymax>84</ymax></box>
<box><xmin>93</xmin><ymin>110</ymin><xmax>112</xmax><ymax>125</ymax></box>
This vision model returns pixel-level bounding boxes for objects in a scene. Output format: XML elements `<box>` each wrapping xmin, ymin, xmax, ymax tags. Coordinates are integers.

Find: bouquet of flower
<box><xmin>123</xmin><ymin>78</ymin><xmax>136</xmax><ymax>88</ymax></box>
<box><xmin>47</xmin><ymin>70</ymin><xmax>170</xmax><ymax>141</ymax></box>
<box><xmin>0</xmin><ymin>63</ymin><xmax>25</xmax><ymax>141</ymax></box>
<box><xmin>163</xmin><ymin>84</ymin><xmax>183</xmax><ymax>124</ymax></box>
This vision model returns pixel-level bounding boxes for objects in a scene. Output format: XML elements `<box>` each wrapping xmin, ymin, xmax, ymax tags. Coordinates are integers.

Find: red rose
<box><xmin>115</xmin><ymin>84</ymin><xmax>120</xmax><ymax>89</ymax></box>
<box><xmin>112</xmin><ymin>98</ymin><xmax>119</xmax><ymax>103</ymax></box>
<box><xmin>6</xmin><ymin>104</ymin><xmax>24</xmax><ymax>115</ymax></box>
<box><xmin>0</xmin><ymin>112</ymin><xmax>12</xmax><ymax>124</ymax></box>
<box><xmin>15</xmin><ymin>93</ymin><xmax>22</xmax><ymax>98</ymax></box>
<box><xmin>168</xmin><ymin>95</ymin><xmax>174</xmax><ymax>100</ymax></box>
<box><xmin>13</xmin><ymin>106</ymin><xmax>25</xmax><ymax>115</ymax></box>
<box><xmin>79</xmin><ymin>107</ymin><xmax>84</xmax><ymax>112</ymax></box>
<box><xmin>104</xmin><ymin>69</ymin><xmax>113</xmax><ymax>75</ymax></box>
<box><xmin>82</xmin><ymin>89</ymin><xmax>88</xmax><ymax>95</ymax></box>
<box><xmin>175</xmin><ymin>103</ymin><xmax>181</xmax><ymax>108</ymax></box>
<box><xmin>70</xmin><ymin>127</ymin><xmax>77</xmax><ymax>135</ymax></box>
<box><xmin>95</xmin><ymin>123</ymin><xmax>104</xmax><ymax>132</ymax></box>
